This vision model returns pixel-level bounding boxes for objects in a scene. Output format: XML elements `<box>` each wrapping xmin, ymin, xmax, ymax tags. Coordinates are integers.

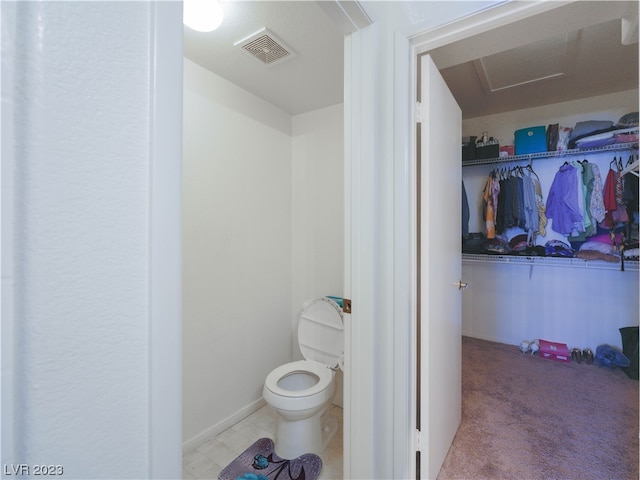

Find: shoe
<box><xmin>583</xmin><ymin>348</ymin><xmax>594</xmax><ymax>365</ymax></box>
<box><xmin>519</xmin><ymin>340</ymin><xmax>530</xmax><ymax>354</ymax></box>
<box><xmin>529</xmin><ymin>340</ymin><xmax>539</xmax><ymax>355</ymax></box>
<box><xmin>571</xmin><ymin>347</ymin><xmax>582</xmax><ymax>364</ymax></box>
<box><xmin>595</xmin><ymin>345</ymin><xmax>629</xmax><ymax>368</ymax></box>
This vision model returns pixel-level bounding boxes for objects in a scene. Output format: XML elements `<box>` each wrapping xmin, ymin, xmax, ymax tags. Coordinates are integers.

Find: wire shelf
<box><xmin>462</xmin><ymin>253</ymin><xmax>639</xmax><ymax>271</ymax></box>
<box><xmin>462</xmin><ymin>142</ymin><xmax>638</xmax><ymax>167</ymax></box>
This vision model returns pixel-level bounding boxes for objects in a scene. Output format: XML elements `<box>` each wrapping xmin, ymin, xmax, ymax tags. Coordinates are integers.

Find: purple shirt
<box><xmin>546</xmin><ymin>164</ymin><xmax>583</xmax><ymax>235</ymax></box>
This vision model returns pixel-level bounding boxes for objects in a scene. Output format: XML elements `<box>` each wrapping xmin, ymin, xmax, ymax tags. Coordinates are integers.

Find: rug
<box><xmin>219</xmin><ymin>438</ymin><xmax>323</xmax><ymax>480</ymax></box>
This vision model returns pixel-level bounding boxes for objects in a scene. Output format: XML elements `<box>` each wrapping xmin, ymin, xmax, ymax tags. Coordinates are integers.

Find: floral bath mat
<box><xmin>219</xmin><ymin>437</ymin><xmax>322</xmax><ymax>480</ymax></box>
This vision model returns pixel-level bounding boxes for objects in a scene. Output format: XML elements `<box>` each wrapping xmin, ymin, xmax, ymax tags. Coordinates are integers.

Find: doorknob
<box><xmin>457</xmin><ymin>280</ymin><xmax>468</xmax><ymax>290</ymax></box>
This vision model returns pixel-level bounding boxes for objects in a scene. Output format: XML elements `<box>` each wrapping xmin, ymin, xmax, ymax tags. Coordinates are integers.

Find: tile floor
<box><xmin>183</xmin><ymin>404</ymin><xmax>343</xmax><ymax>480</ymax></box>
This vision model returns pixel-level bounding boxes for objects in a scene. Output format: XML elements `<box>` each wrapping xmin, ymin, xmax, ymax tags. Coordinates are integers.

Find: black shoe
<box><xmin>583</xmin><ymin>348</ymin><xmax>594</xmax><ymax>365</ymax></box>
<box><xmin>571</xmin><ymin>348</ymin><xmax>582</xmax><ymax>364</ymax></box>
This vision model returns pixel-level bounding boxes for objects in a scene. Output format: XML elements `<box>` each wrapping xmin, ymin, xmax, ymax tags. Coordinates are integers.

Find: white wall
<box><xmin>292</xmin><ymin>104</ymin><xmax>344</xmax><ymax>403</ymax></box>
<box><xmin>182</xmin><ymin>60</ymin><xmax>344</xmax><ymax>447</ymax></box>
<box><xmin>291</xmin><ymin>104</ymin><xmax>344</xmax><ymax>350</ymax></box>
<box><xmin>463</xmin><ymin>89</ymin><xmax>639</xmax><ymax>148</ymax></box>
<box><xmin>462</xmin><ymin>261</ymin><xmax>639</xmax><ymax>350</ymax></box>
<box><xmin>461</xmin><ymin>89</ymin><xmax>640</xmax><ymax>349</ymax></box>
<box><xmin>3</xmin><ymin>2</ymin><xmax>182</xmax><ymax>478</ymax></box>
<box><xmin>182</xmin><ymin>59</ymin><xmax>293</xmax><ymax>447</ymax></box>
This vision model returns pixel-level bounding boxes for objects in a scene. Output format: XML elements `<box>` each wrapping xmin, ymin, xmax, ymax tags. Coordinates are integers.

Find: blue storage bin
<box><xmin>514</xmin><ymin>126</ymin><xmax>546</xmax><ymax>155</ymax></box>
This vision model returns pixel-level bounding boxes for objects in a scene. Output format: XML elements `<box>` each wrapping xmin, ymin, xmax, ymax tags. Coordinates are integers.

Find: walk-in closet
<box><xmin>436</xmin><ymin>1</ymin><xmax>639</xmax><ymax>353</ymax></box>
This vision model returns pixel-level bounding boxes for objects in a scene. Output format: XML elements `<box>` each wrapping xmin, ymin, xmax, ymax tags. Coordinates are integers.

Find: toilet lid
<box><xmin>298</xmin><ymin>297</ymin><xmax>344</xmax><ymax>370</ymax></box>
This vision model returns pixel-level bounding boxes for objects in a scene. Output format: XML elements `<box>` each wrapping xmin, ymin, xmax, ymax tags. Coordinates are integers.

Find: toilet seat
<box><xmin>298</xmin><ymin>297</ymin><xmax>344</xmax><ymax>370</ymax></box>
<box><xmin>264</xmin><ymin>298</ymin><xmax>344</xmax><ymax>400</ymax></box>
<box><xmin>264</xmin><ymin>360</ymin><xmax>333</xmax><ymax>398</ymax></box>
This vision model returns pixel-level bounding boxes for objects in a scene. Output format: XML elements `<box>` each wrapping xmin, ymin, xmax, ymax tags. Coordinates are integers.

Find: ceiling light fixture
<box><xmin>183</xmin><ymin>0</ymin><xmax>224</xmax><ymax>33</ymax></box>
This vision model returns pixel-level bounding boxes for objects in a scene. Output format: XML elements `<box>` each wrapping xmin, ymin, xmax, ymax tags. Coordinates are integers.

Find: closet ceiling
<box><xmin>432</xmin><ymin>0</ymin><xmax>639</xmax><ymax>119</ymax></box>
<box><xmin>183</xmin><ymin>1</ymin><xmax>639</xmax><ymax>118</ymax></box>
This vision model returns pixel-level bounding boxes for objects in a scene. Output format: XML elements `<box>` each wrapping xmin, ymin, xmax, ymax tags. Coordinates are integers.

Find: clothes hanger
<box><xmin>525</xmin><ymin>164</ymin><xmax>540</xmax><ymax>183</ymax></box>
<box><xmin>610</xmin><ymin>156</ymin><xmax>618</xmax><ymax>170</ymax></box>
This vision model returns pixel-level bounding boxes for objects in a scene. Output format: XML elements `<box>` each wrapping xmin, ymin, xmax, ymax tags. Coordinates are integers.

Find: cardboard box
<box><xmin>538</xmin><ymin>339</ymin><xmax>570</xmax><ymax>363</ymax></box>
<box><xmin>515</xmin><ymin>126</ymin><xmax>546</xmax><ymax>155</ymax></box>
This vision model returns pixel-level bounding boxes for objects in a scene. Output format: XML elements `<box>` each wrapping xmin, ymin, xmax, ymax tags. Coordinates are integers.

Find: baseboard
<box><xmin>182</xmin><ymin>397</ymin><xmax>267</xmax><ymax>453</ymax></box>
<box><xmin>462</xmin><ymin>332</ymin><xmax>517</xmax><ymax>347</ymax></box>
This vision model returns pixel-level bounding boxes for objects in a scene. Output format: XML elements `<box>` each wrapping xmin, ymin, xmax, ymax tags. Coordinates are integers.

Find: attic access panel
<box><xmin>473</xmin><ymin>31</ymin><xmax>580</xmax><ymax>94</ymax></box>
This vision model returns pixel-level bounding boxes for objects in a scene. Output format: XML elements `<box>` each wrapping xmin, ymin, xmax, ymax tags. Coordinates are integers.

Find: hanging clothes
<box><xmin>589</xmin><ymin>162</ymin><xmax>606</xmax><ymax>224</ymax></box>
<box><xmin>602</xmin><ymin>166</ymin><xmax>617</xmax><ymax>228</ymax></box>
<box><xmin>482</xmin><ymin>173</ymin><xmax>500</xmax><ymax>238</ymax></box>
<box><xmin>495</xmin><ymin>174</ymin><xmax>509</xmax><ymax>233</ymax></box>
<box><xmin>462</xmin><ymin>180</ymin><xmax>470</xmax><ymax>237</ymax></box>
<box><xmin>514</xmin><ymin>174</ymin><xmax>526</xmax><ymax>229</ymax></box>
<box><xmin>496</xmin><ymin>170</ymin><xmax>520</xmax><ymax>232</ymax></box>
<box><xmin>492</xmin><ymin>165</ymin><xmax>541</xmax><ymax>241</ymax></box>
<box><xmin>569</xmin><ymin>161</ymin><xmax>590</xmax><ymax>242</ymax></box>
<box><xmin>546</xmin><ymin>163</ymin><xmax>583</xmax><ymax>236</ymax></box>
<box><xmin>622</xmin><ymin>155</ymin><xmax>639</xmax><ymax>242</ymax></box>
<box><xmin>581</xmin><ymin>161</ymin><xmax>595</xmax><ymax>237</ymax></box>
<box><xmin>623</xmin><ymin>157</ymin><xmax>639</xmax><ymax>216</ymax></box>
<box><xmin>531</xmin><ymin>169</ymin><xmax>547</xmax><ymax>237</ymax></box>
<box><xmin>522</xmin><ymin>171</ymin><xmax>538</xmax><ymax>243</ymax></box>
<box><xmin>602</xmin><ymin>161</ymin><xmax>629</xmax><ymax>228</ymax></box>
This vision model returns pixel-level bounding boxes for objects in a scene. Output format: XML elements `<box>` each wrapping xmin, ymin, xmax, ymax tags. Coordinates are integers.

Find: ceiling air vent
<box><xmin>234</xmin><ymin>28</ymin><xmax>296</xmax><ymax>67</ymax></box>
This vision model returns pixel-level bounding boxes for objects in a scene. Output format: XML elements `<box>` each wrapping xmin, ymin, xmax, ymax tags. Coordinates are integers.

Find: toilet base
<box><xmin>274</xmin><ymin>407</ymin><xmax>338</xmax><ymax>460</ymax></box>
<box><xmin>274</xmin><ymin>411</ymin><xmax>322</xmax><ymax>460</ymax></box>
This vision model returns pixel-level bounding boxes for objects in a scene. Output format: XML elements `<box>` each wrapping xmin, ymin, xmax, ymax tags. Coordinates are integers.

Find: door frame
<box><xmin>148</xmin><ymin>2</ymin><xmax>183</xmax><ymax>477</ymax></box>
<box><xmin>406</xmin><ymin>2</ymin><xmax>570</xmax><ymax>478</ymax></box>
<box><xmin>344</xmin><ymin>1</ymin><xmax>568</xmax><ymax>478</ymax></box>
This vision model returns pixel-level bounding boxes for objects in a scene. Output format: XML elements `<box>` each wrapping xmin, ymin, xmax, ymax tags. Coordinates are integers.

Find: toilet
<box><xmin>263</xmin><ymin>297</ymin><xmax>344</xmax><ymax>460</ymax></box>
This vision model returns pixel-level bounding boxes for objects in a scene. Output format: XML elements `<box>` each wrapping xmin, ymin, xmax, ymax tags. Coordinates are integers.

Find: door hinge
<box><xmin>342</xmin><ymin>298</ymin><xmax>352</xmax><ymax>314</ymax></box>
<box><xmin>416</xmin><ymin>429</ymin><xmax>424</xmax><ymax>451</ymax></box>
<box><xmin>415</xmin><ymin>101</ymin><xmax>425</xmax><ymax>124</ymax></box>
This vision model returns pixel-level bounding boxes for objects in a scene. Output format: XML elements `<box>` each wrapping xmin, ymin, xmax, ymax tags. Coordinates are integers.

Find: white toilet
<box><xmin>263</xmin><ymin>297</ymin><xmax>344</xmax><ymax>460</ymax></box>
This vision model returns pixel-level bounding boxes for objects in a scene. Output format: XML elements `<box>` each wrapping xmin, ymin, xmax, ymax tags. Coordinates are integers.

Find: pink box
<box><xmin>500</xmin><ymin>145</ymin><xmax>514</xmax><ymax>156</ymax></box>
<box><xmin>538</xmin><ymin>339</ymin><xmax>570</xmax><ymax>363</ymax></box>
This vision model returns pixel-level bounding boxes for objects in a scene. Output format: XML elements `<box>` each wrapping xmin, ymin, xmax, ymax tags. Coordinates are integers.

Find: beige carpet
<box><xmin>438</xmin><ymin>336</ymin><xmax>639</xmax><ymax>480</ymax></box>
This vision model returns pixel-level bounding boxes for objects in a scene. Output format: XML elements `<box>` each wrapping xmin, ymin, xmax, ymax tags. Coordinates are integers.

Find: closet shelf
<box><xmin>462</xmin><ymin>253</ymin><xmax>639</xmax><ymax>271</ymax></box>
<box><xmin>462</xmin><ymin>142</ymin><xmax>638</xmax><ymax>167</ymax></box>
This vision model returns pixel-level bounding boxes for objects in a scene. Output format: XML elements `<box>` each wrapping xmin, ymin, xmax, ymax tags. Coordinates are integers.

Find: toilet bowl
<box><xmin>263</xmin><ymin>297</ymin><xmax>344</xmax><ymax>460</ymax></box>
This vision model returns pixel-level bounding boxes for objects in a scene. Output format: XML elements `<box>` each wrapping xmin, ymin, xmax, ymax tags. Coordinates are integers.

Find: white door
<box><xmin>417</xmin><ymin>54</ymin><xmax>463</xmax><ymax>480</ymax></box>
